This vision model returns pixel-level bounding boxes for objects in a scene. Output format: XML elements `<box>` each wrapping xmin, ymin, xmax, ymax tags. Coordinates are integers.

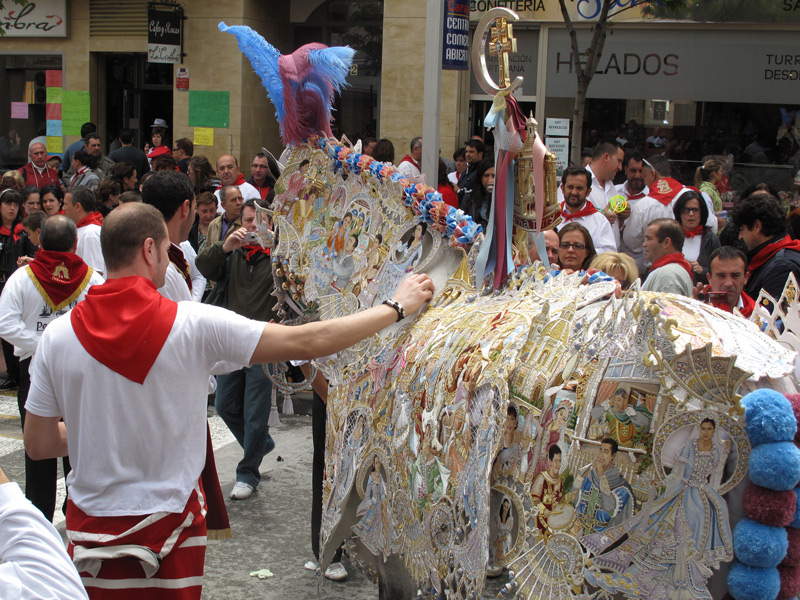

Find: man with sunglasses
<box><xmin>558</xmin><ymin>166</ymin><xmax>616</xmax><ymax>254</ymax></box>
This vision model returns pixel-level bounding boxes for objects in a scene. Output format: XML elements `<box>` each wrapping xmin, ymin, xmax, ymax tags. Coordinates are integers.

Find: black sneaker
<box><xmin>0</xmin><ymin>379</ymin><xmax>18</xmax><ymax>391</ymax></box>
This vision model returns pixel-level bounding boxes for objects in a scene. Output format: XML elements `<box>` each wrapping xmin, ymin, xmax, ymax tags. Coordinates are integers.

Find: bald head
<box><xmin>40</xmin><ymin>215</ymin><xmax>77</xmax><ymax>252</ymax></box>
<box><xmin>216</xmin><ymin>154</ymin><xmax>240</xmax><ymax>187</ymax></box>
<box><xmin>101</xmin><ymin>203</ymin><xmax>168</xmax><ymax>273</ymax></box>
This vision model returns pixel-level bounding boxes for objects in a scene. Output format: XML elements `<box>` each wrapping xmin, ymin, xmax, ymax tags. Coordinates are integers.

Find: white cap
<box><xmin>28</xmin><ymin>135</ymin><xmax>47</xmax><ymax>154</ymax></box>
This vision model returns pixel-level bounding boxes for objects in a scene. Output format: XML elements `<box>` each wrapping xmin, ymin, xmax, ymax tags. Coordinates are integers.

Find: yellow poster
<box><xmin>46</xmin><ymin>136</ymin><xmax>63</xmax><ymax>153</ymax></box>
<box><xmin>194</xmin><ymin>127</ymin><xmax>214</xmax><ymax>146</ymax></box>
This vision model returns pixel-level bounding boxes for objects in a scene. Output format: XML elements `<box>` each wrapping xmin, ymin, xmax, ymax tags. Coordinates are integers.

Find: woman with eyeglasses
<box><xmin>673</xmin><ymin>190</ymin><xmax>719</xmax><ymax>284</ymax></box>
<box><xmin>557</xmin><ymin>222</ymin><xmax>597</xmax><ymax>271</ymax></box>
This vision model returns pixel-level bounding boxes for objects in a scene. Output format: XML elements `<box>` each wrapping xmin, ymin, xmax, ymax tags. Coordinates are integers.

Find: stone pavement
<box><xmin>0</xmin><ymin>391</ymin><xmax>506</xmax><ymax>599</ymax></box>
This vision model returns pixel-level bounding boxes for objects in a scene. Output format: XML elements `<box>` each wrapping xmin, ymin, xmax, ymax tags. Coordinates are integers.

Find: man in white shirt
<box><xmin>213</xmin><ymin>154</ymin><xmax>259</xmax><ymax>213</ymax></box>
<box><xmin>559</xmin><ymin>166</ymin><xmax>616</xmax><ymax>254</ymax></box>
<box><xmin>0</xmin><ymin>215</ymin><xmax>103</xmax><ymax>521</ymax></box>
<box><xmin>585</xmin><ymin>139</ymin><xmax>625</xmax><ymax>216</ymax></box>
<box><xmin>23</xmin><ymin>202</ymin><xmax>434</xmax><ymax>598</ymax></box>
<box><xmin>616</xmin><ymin>151</ymin><xmax>653</xmax><ymax>267</ymax></box>
<box><xmin>397</xmin><ymin>136</ymin><xmax>422</xmax><ymax>179</ymax></box>
<box><xmin>63</xmin><ymin>186</ymin><xmax>105</xmax><ymax>277</ymax></box>
<box><xmin>0</xmin><ymin>464</ymin><xmax>89</xmax><ymax>600</ymax></box>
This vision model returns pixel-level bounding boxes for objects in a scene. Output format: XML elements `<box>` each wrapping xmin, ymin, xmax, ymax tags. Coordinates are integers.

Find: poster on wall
<box><xmin>0</xmin><ymin>0</ymin><xmax>67</xmax><ymax>37</ymax></box>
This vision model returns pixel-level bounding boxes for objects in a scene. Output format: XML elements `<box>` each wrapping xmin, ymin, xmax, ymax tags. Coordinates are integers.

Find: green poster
<box><xmin>188</xmin><ymin>91</ymin><xmax>230</xmax><ymax>128</ymax></box>
<box><xmin>46</xmin><ymin>87</ymin><xmax>63</xmax><ymax>104</ymax></box>
<box><xmin>62</xmin><ymin>91</ymin><xmax>91</xmax><ymax>137</ymax></box>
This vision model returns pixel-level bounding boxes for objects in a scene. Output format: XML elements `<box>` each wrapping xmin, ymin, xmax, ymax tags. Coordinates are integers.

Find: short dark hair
<box><xmin>624</xmin><ymin>150</ymin><xmax>645</xmax><ymax>169</ymax></box>
<box><xmin>561</xmin><ymin>165</ymin><xmax>591</xmax><ymax>188</ymax></box>
<box><xmin>601</xmin><ymin>438</ymin><xmax>619</xmax><ymax>455</ymax></box>
<box><xmin>453</xmin><ymin>147</ymin><xmax>466</xmax><ymax>161</ymax></box>
<box><xmin>22</xmin><ymin>211</ymin><xmax>46</xmax><ymax>232</ymax></box>
<box><xmin>40</xmin><ymin>214</ymin><xmax>77</xmax><ymax>252</ymax></box>
<box><xmin>142</xmin><ymin>171</ymin><xmax>194</xmax><ymax>221</ymax></box>
<box><xmin>548</xmin><ymin>444</ymin><xmax>562</xmax><ymax>461</ymax></box>
<box><xmin>96</xmin><ymin>178</ymin><xmax>121</xmax><ymax>203</ymax></box>
<box><xmin>647</xmin><ymin>155</ymin><xmax>671</xmax><ymax>178</ymax></box>
<box><xmin>592</xmin><ymin>139</ymin><xmax>623</xmax><ymax>160</ymax></box>
<box><xmin>175</xmin><ymin>138</ymin><xmax>193</xmax><ymax>156</ymax></box>
<box><xmin>410</xmin><ymin>136</ymin><xmax>422</xmax><ymax>152</ymax></box>
<box><xmin>372</xmin><ymin>139</ymin><xmax>395</xmax><ymax>163</ymax></box>
<box><xmin>242</xmin><ymin>198</ymin><xmax>259</xmax><ymax>212</ymax></box>
<box><xmin>465</xmin><ymin>139</ymin><xmax>486</xmax><ymax>156</ymax></box>
<box><xmin>40</xmin><ymin>185</ymin><xmax>64</xmax><ymax>204</ymax></box>
<box><xmin>119</xmin><ymin>190</ymin><xmax>142</xmax><ymax>204</ymax></box>
<box><xmin>196</xmin><ymin>191</ymin><xmax>217</xmax><ymax>208</ymax></box>
<box><xmin>118</xmin><ymin>128</ymin><xmax>134</xmax><ymax>144</ymax></box>
<box><xmin>673</xmin><ymin>190</ymin><xmax>708</xmax><ymax>231</ymax></box>
<box><xmin>507</xmin><ymin>404</ymin><xmax>518</xmax><ymax>420</ymax></box>
<box><xmin>101</xmin><ymin>203</ymin><xmax>167</xmax><ymax>272</ymax></box>
<box><xmin>83</xmin><ymin>132</ymin><xmax>101</xmax><ymax>145</ymax></box>
<box><xmin>73</xmin><ymin>149</ymin><xmax>93</xmax><ymax>167</ymax></box>
<box><xmin>80</xmin><ymin>122</ymin><xmax>97</xmax><ymax>138</ymax></box>
<box><xmin>649</xmin><ymin>218</ymin><xmax>685</xmax><ymax>252</ymax></box>
<box><xmin>152</xmin><ymin>154</ymin><xmax>177</xmax><ymax>172</ymax></box>
<box><xmin>709</xmin><ymin>246</ymin><xmax>748</xmax><ymax>273</ymax></box>
<box><xmin>70</xmin><ymin>186</ymin><xmax>98</xmax><ymax>213</ymax></box>
<box><xmin>111</xmin><ymin>161</ymin><xmax>136</xmax><ymax>182</ymax></box>
<box><xmin>731</xmin><ymin>191</ymin><xmax>787</xmax><ymax>239</ymax></box>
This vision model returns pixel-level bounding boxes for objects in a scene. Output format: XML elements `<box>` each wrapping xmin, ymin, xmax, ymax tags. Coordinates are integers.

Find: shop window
<box><xmin>0</xmin><ymin>55</ymin><xmax>63</xmax><ymax>170</ymax></box>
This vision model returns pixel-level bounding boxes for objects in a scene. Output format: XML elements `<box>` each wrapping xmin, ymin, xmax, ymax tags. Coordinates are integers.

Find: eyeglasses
<box><xmin>681</xmin><ymin>207</ymin><xmax>702</xmax><ymax>214</ymax></box>
<box><xmin>560</xmin><ymin>241</ymin><xmax>586</xmax><ymax>250</ymax></box>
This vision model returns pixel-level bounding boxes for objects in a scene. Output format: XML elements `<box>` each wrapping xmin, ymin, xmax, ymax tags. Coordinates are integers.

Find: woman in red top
<box><xmin>437</xmin><ymin>158</ymin><xmax>458</xmax><ymax>209</ymax></box>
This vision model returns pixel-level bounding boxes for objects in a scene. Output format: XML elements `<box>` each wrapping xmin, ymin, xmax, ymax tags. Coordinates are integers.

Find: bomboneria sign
<box><xmin>148</xmin><ymin>8</ymin><xmax>182</xmax><ymax>64</ymax></box>
<box><xmin>0</xmin><ymin>0</ymin><xmax>67</xmax><ymax>37</ymax></box>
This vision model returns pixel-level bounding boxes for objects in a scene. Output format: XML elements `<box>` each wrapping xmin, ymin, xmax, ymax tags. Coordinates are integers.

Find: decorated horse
<box><xmin>220</xmin><ymin>16</ymin><xmax>800</xmax><ymax>600</ymax></box>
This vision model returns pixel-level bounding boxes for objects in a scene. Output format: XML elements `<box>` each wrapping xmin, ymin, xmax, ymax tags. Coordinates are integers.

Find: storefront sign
<box><xmin>545</xmin><ymin>118</ymin><xmax>570</xmax><ymax>136</ymax></box>
<box><xmin>546</xmin><ymin>29</ymin><xmax>800</xmax><ymax>105</ymax></box>
<box><xmin>176</xmin><ymin>67</ymin><xmax>190</xmax><ymax>91</ymax></box>
<box><xmin>148</xmin><ymin>8</ymin><xmax>182</xmax><ymax>64</ymax></box>
<box><xmin>442</xmin><ymin>0</ymin><xmax>470</xmax><ymax>70</ymax></box>
<box><xmin>545</xmin><ymin>136</ymin><xmax>569</xmax><ymax>175</ymax></box>
<box><xmin>469</xmin><ymin>28</ymin><xmax>538</xmax><ymax>96</ymax></box>
<box><xmin>469</xmin><ymin>0</ymin><xmax>648</xmax><ymax>23</ymax></box>
<box><xmin>0</xmin><ymin>0</ymin><xmax>67</xmax><ymax>37</ymax></box>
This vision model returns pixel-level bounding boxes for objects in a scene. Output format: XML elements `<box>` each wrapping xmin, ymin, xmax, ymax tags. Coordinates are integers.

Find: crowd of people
<box><xmin>1</xmin><ymin>123</ymin><xmax>798</xmax><ymax>599</ymax></box>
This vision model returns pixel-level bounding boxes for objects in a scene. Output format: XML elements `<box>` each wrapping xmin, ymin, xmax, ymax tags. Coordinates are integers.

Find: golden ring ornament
<box><xmin>471</xmin><ymin>7</ymin><xmax>523</xmax><ymax>95</ymax></box>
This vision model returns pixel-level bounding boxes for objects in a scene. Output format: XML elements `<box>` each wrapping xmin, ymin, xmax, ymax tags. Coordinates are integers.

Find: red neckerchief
<box><xmin>147</xmin><ymin>145</ymin><xmax>172</xmax><ymax>159</ymax></box>
<box><xmin>14</xmin><ymin>222</ymin><xmax>24</xmax><ymax>237</ymax></box>
<box><xmin>560</xmin><ymin>201</ymin><xmax>598</xmax><ymax>222</ymax></box>
<box><xmin>167</xmin><ymin>243</ymin><xmax>192</xmax><ymax>292</ymax></box>
<box><xmin>649</xmin><ymin>177</ymin><xmax>685</xmax><ymax>206</ymax></box>
<box><xmin>71</xmin><ymin>276</ymin><xmax>178</xmax><ymax>385</ymax></box>
<box><xmin>400</xmin><ymin>154</ymin><xmax>420</xmax><ymax>169</ymax></box>
<box><xmin>216</xmin><ymin>173</ymin><xmax>248</xmax><ymax>192</ymax></box>
<box><xmin>76</xmin><ymin>212</ymin><xmax>104</xmax><ymax>228</ymax></box>
<box><xmin>0</xmin><ymin>224</ymin><xmax>19</xmax><ymax>243</ymax></box>
<box><xmin>713</xmin><ymin>292</ymin><xmax>755</xmax><ymax>318</ymax></box>
<box><xmin>26</xmin><ymin>250</ymin><xmax>92</xmax><ymax>312</ymax></box>
<box><xmin>649</xmin><ymin>252</ymin><xmax>693</xmax><ymax>278</ymax></box>
<box><xmin>683</xmin><ymin>225</ymin><xmax>704</xmax><ymax>239</ymax></box>
<box><xmin>748</xmin><ymin>235</ymin><xmax>800</xmax><ymax>273</ymax></box>
<box><xmin>243</xmin><ymin>244</ymin><xmax>270</xmax><ymax>263</ymax></box>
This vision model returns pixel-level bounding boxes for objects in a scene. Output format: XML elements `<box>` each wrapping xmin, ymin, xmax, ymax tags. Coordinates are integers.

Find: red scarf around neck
<box><xmin>649</xmin><ymin>177</ymin><xmax>685</xmax><ymax>206</ymax></box>
<box><xmin>560</xmin><ymin>201</ymin><xmax>598</xmax><ymax>222</ymax></box>
<box><xmin>400</xmin><ymin>154</ymin><xmax>420</xmax><ymax>169</ymax></box>
<box><xmin>748</xmin><ymin>235</ymin><xmax>800</xmax><ymax>273</ymax></box>
<box><xmin>167</xmin><ymin>243</ymin><xmax>192</xmax><ymax>292</ymax></box>
<box><xmin>216</xmin><ymin>173</ymin><xmax>247</xmax><ymax>191</ymax></box>
<box><xmin>243</xmin><ymin>244</ymin><xmax>270</xmax><ymax>262</ymax></box>
<box><xmin>649</xmin><ymin>252</ymin><xmax>693</xmax><ymax>278</ymax></box>
<box><xmin>0</xmin><ymin>224</ymin><xmax>19</xmax><ymax>242</ymax></box>
<box><xmin>76</xmin><ymin>212</ymin><xmax>104</xmax><ymax>229</ymax></box>
<box><xmin>26</xmin><ymin>250</ymin><xmax>92</xmax><ymax>312</ymax></box>
<box><xmin>71</xmin><ymin>276</ymin><xmax>178</xmax><ymax>385</ymax></box>
<box><xmin>683</xmin><ymin>225</ymin><xmax>705</xmax><ymax>239</ymax></box>
<box><xmin>712</xmin><ymin>292</ymin><xmax>755</xmax><ymax>318</ymax></box>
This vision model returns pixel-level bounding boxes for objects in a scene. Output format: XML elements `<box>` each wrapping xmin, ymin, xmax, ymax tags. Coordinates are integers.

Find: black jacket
<box><xmin>745</xmin><ymin>236</ymin><xmax>800</xmax><ymax>302</ymax></box>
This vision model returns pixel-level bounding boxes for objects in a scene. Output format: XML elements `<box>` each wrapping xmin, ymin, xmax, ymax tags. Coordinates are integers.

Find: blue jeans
<box><xmin>215</xmin><ymin>365</ymin><xmax>274</xmax><ymax>489</ymax></box>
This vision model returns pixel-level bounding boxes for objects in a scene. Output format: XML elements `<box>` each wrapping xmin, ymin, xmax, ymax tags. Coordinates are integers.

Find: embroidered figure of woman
<box><xmin>325</xmin><ymin>212</ymin><xmax>353</xmax><ymax>258</ymax></box>
<box><xmin>353</xmin><ymin>455</ymin><xmax>389</xmax><ymax>555</ymax></box>
<box><xmin>392</xmin><ymin>222</ymin><xmax>427</xmax><ymax>273</ymax></box>
<box><xmin>331</xmin><ymin>234</ymin><xmax>358</xmax><ymax>291</ymax></box>
<box><xmin>286</xmin><ymin>159</ymin><xmax>310</xmax><ymax>198</ymax></box>
<box><xmin>582</xmin><ymin>417</ymin><xmax>733</xmax><ymax>599</ymax></box>
<box><xmin>491</xmin><ymin>497</ymin><xmax>515</xmax><ymax>563</ymax></box>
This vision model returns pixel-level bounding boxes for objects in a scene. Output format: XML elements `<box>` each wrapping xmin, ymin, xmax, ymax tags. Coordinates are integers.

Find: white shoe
<box><xmin>324</xmin><ymin>562</ymin><xmax>348</xmax><ymax>581</ymax></box>
<box><xmin>303</xmin><ymin>560</ymin><xmax>318</xmax><ymax>571</ymax></box>
<box><xmin>230</xmin><ymin>481</ymin><xmax>254</xmax><ymax>500</ymax></box>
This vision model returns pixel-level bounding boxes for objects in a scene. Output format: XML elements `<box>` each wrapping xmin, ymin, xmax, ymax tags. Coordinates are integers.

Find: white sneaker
<box><xmin>303</xmin><ymin>560</ymin><xmax>318</xmax><ymax>571</ymax></box>
<box><xmin>324</xmin><ymin>562</ymin><xmax>348</xmax><ymax>581</ymax></box>
<box><xmin>230</xmin><ymin>481</ymin><xmax>254</xmax><ymax>500</ymax></box>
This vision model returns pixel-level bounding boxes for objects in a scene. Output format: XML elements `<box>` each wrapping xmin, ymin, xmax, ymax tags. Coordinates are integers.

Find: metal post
<box><xmin>421</xmin><ymin>0</ymin><xmax>444</xmax><ymax>187</ymax></box>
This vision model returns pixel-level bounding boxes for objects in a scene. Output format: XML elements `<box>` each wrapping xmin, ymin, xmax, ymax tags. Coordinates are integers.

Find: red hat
<box><xmin>47</xmin><ymin>155</ymin><xmax>63</xmax><ymax>163</ymax></box>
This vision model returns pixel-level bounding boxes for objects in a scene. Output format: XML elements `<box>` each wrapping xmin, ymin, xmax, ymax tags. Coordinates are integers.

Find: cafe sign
<box><xmin>148</xmin><ymin>7</ymin><xmax>183</xmax><ymax>64</ymax></box>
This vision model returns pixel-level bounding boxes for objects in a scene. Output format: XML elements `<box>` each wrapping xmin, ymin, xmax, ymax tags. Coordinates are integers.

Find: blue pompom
<box><xmin>792</xmin><ymin>488</ymin><xmax>800</xmax><ymax>529</ymax></box>
<box><xmin>733</xmin><ymin>518</ymin><xmax>789</xmax><ymax>567</ymax></box>
<box><xmin>750</xmin><ymin>442</ymin><xmax>800</xmax><ymax>491</ymax></box>
<box><xmin>741</xmin><ymin>389</ymin><xmax>797</xmax><ymax>445</ymax></box>
<box><xmin>727</xmin><ymin>560</ymin><xmax>781</xmax><ymax>600</ymax></box>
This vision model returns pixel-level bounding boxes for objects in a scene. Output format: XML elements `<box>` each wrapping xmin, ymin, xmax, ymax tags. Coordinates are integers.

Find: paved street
<box><xmin>0</xmin><ymin>391</ymin><xmax>505</xmax><ymax>599</ymax></box>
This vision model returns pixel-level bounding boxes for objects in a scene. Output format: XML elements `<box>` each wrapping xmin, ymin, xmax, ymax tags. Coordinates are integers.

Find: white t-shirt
<box><xmin>0</xmin><ymin>483</ymin><xmax>89</xmax><ymax>600</ymax></box>
<box><xmin>397</xmin><ymin>159</ymin><xmax>421</xmax><ymax>179</ymax></box>
<box><xmin>157</xmin><ymin>242</ymin><xmax>205</xmax><ymax>303</ymax></box>
<box><xmin>0</xmin><ymin>266</ymin><xmax>104</xmax><ymax>361</ymax></box>
<box><xmin>214</xmin><ymin>181</ymin><xmax>260</xmax><ymax>214</ymax></box>
<box><xmin>76</xmin><ymin>224</ymin><xmax>105</xmax><ymax>277</ymax></box>
<box><xmin>25</xmin><ymin>302</ymin><xmax>264</xmax><ymax>516</ymax></box>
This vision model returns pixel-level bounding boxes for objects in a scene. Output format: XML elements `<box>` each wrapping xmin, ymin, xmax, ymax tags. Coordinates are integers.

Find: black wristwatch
<box><xmin>382</xmin><ymin>299</ymin><xmax>405</xmax><ymax>322</ymax></box>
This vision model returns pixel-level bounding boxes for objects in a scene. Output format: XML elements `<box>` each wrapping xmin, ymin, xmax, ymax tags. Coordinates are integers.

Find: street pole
<box><xmin>421</xmin><ymin>0</ymin><xmax>443</xmax><ymax>188</ymax></box>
